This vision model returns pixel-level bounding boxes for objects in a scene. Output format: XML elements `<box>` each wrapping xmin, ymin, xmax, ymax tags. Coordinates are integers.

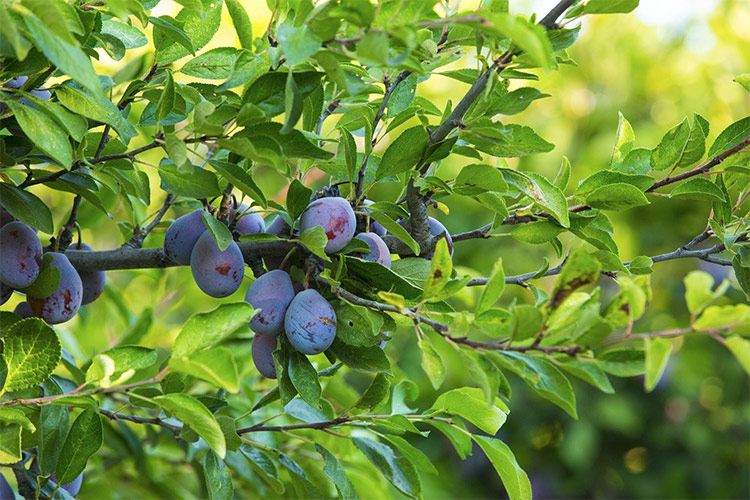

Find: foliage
<box><xmin>0</xmin><ymin>0</ymin><xmax>748</xmax><ymax>498</ymax></box>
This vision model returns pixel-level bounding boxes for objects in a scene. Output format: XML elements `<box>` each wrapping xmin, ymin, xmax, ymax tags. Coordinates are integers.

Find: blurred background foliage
<box><xmin>2</xmin><ymin>0</ymin><xmax>748</xmax><ymax>498</ymax></box>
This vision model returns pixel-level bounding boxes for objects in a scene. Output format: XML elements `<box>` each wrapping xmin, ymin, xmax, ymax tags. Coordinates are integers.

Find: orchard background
<box><xmin>0</xmin><ymin>0</ymin><xmax>749</xmax><ymax>499</ymax></box>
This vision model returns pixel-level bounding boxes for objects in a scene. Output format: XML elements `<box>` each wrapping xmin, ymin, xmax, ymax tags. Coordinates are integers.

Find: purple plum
<box><xmin>362</xmin><ymin>200</ymin><xmax>386</xmax><ymax>237</ymax></box>
<box><xmin>0</xmin><ymin>283</ymin><xmax>11</xmax><ymax>305</ymax></box>
<box><xmin>28</xmin><ymin>252</ymin><xmax>82</xmax><ymax>324</ymax></box>
<box><xmin>0</xmin><ymin>221</ymin><xmax>42</xmax><ymax>288</ymax></box>
<box><xmin>190</xmin><ymin>232</ymin><xmax>244</xmax><ymax>298</ymax></box>
<box><xmin>265</xmin><ymin>215</ymin><xmax>288</xmax><ymax>236</ymax></box>
<box><xmin>0</xmin><ymin>77</ymin><xmax>50</xmax><ymax>112</ymax></box>
<box><xmin>232</xmin><ymin>203</ymin><xmax>265</xmax><ymax>235</ymax></box>
<box><xmin>0</xmin><ymin>474</ymin><xmax>14</xmax><ymax>500</ymax></box>
<box><xmin>378</xmin><ymin>331</ymin><xmax>390</xmax><ymax>349</ymax></box>
<box><xmin>399</xmin><ymin>216</ymin><xmax>453</xmax><ymax>259</ymax></box>
<box><xmin>244</xmin><ymin>269</ymin><xmax>295</xmax><ymax>336</ymax></box>
<box><xmin>163</xmin><ymin>210</ymin><xmax>207</xmax><ymax>265</ymax></box>
<box><xmin>299</xmin><ymin>197</ymin><xmax>356</xmax><ymax>253</ymax></box>
<box><xmin>252</xmin><ymin>334</ymin><xmax>278</xmax><ymax>379</ymax></box>
<box><xmin>353</xmin><ymin>232</ymin><xmax>391</xmax><ymax>268</ymax></box>
<box><xmin>13</xmin><ymin>301</ymin><xmax>34</xmax><ymax>318</ymax></box>
<box><xmin>29</xmin><ymin>460</ymin><xmax>82</xmax><ymax>496</ymax></box>
<box><xmin>284</xmin><ymin>289</ymin><xmax>337</xmax><ymax>355</ymax></box>
<box><xmin>0</xmin><ymin>208</ymin><xmax>15</xmax><ymax>228</ymax></box>
<box><xmin>69</xmin><ymin>242</ymin><xmax>106</xmax><ymax>305</ymax></box>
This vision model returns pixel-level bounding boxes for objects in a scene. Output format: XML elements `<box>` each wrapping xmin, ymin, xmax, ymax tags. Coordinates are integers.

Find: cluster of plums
<box><xmin>0</xmin><ymin>212</ymin><xmax>105</xmax><ymax>324</ymax></box>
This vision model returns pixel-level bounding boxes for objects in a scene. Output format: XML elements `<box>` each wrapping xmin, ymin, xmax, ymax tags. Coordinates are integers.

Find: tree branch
<box><xmin>99</xmin><ymin>408</ymin><xmax>181</xmax><ymax>436</ymax></box>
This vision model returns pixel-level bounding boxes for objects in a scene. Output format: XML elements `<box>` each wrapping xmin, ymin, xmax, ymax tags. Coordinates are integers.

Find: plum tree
<box><xmin>284</xmin><ymin>289</ymin><xmax>337</xmax><ymax>355</ymax></box>
<box><xmin>252</xmin><ymin>334</ymin><xmax>278</xmax><ymax>379</ymax></box>
<box><xmin>400</xmin><ymin>216</ymin><xmax>454</xmax><ymax>259</ymax></box>
<box><xmin>28</xmin><ymin>252</ymin><xmax>82</xmax><ymax>324</ymax></box>
<box><xmin>361</xmin><ymin>200</ymin><xmax>386</xmax><ymax>237</ymax></box>
<box><xmin>244</xmin><ymin>269</ymin><xmax>295</xmax><ymax>336</ymax></box>
<box><xmin>190</xmin><ymin>232</ymin><xmax>244</xmax><ymax>298</ymax></box>
<box><xmin>354</xmin><ymin>233</ymin><xmax>391</xmax><ymax>268</ymax></box>
<box><xmin>163</xmin><ymin>210</ymin><xmax>207</xmax><ymax>265</ymax></box>
<box><xmin>299</xmin><ymin>197</ymin><xmax>356</xmax><ymax>253</ymax></box>
<box><xmin>13</xmin><ymin>301</ymin><xmax>33</xmax><ymax>319</ymax></box>
<box><xmin>232</xmin><ymin>203</ymin><xmax>265</xmax><ymax>235</ymax></box>
<box><xmin>70</xmin><ymin>242</ymin><xmax>106</xmax><ymax>305</ymax></box>
<box><xmin>0</xmin><ymin>221</ymin><xmax>42</xmax><ymax>289</ymax></box>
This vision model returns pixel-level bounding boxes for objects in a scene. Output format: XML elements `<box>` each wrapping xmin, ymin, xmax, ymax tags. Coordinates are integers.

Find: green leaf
<box><xmin>286</xmin><ymin>179</ymin><xmax>313</xmax><ymax>223</ymax></box>
<box><xmin>477</xmin><ymin>258</ymin><xmax>505</xmax><ymax>314</ymax></box>
<box><xmin>277</xmin><ymin>24</ymin><xmax>322</xmax><ymax>66</ymax></box>
<box><xmin>0</xmin><ymin>183</ymin><xmax>54</xmax><ymax>233</ymax></box>
<box><xmin>315</xmin><ymin>445</ymin><xmax>358</xmax><ymax>500</ymax></box>
<box><xmin>352</xmin><ymin>437</ymin><xmax>422</xmax><ymax>499</ymax></box>
<box><xmin>675</xmin><ymin>116</ymin><xmax>707</xmax><ymax>168</ymax></box>
<box><xmin>283</xmin><ymin>398</ymin><xmax>330</xmax><ymax>423</ymax></box>
<box><xmin>86</xmin><ymin>345</ymin><xmax>157</xmax><ymax>387</ymax></box>
<box><xmin>38</xmin><ymin>399</ymin><xmax>69</xmax><ymax>474</ymax></box>
<box><xmin>13</xmin><ymin>90</ymin><xmax>87</xmax><ymax>142</ymax></box>
<box><xmin>551</xmin><ymin>247</ymin><xmax>601</xmax><ymax>309</ymax></box>
<box><xmin>472</xmin><ymin>436</ymin><xmax>531</xmax><ymax>500</ymax></box>
<box><xmin>651</xmin><ymin>117</ymin><xmax>691</xmax><ymax>170</ymax></box>
<box><xmin>628</xmin><ymin>255</ymin><xmax>653</xmax><ymax>275</ymax></box>
<box><xmin>170</xmin><ymin>347</ymin><xmax>240</xmax><ymax>393</ymax></box>
<box><xmin>329</xmin><ymin>339</ymin><xmax>392</xmax><ymax>375</ymax></box>
<box><xmin>693</xmin><ymin>304</ymin><xmax>750</xmax><ymax>331</ymax></box>
<box><xmin>357</xmin><ymin>29</ymin><xmax>388</xmax><ymax>65</ymax></box>
<box><xmin>151</xmin><ymin>15</ymin><xmax>195</xmax><ymax>56</ymax></box>
<box><xmin>644</xmin><ymin>337</ymin><xmax>672</xmax><ymax>392</ymax></box>
<box><xmin>156</xmin><ymin>0</ymin><xmax>223</xmax><ymax>65</ymax></box>
<box><xmin>22</xmin><ymin>12</ymin><xmax>100</xmax><ymax>93</ymax></box>
<box><xmin>101</xmin><ymin>19</ymin><xmax>148</xmax><ymax>49</ymax></box>
<box><xmin>204</xmin><ymin>450</ymin><xmax>233</xmax><ymax>500</ymax></box>
<box><xmin>425</xmin><ymin>420</ymin><xmax>473</xmax><ymax>460</ymax></box>
<box><xmin>353</xmin><ymin>373</ymin><xmax>391</xmax><ymax>412</ymax></box>
<box><xmin>174</xmin><ymin>0</ymin><xmax>204</xmax><ymax>15</ymax></box>
<box><xmin>172</xmin><ymin>302</ymin><xmax>257</xmax><ymax>358</ymax></box>
<box><xmin>501</xmin><ymin>169</ymin><xmax>569</xmax><ymax>227</ymax></box>
<box><xmin>598</xmin><ymin>349</ymin><xmax>645</xmax><ymax>377</ymax></box>
<box><xmin>418</xmin><ymin>337</ymin><xmax>445</xmax><ymax>390</ymax></box>
<box><xmin>240</xmin><ymin>445</ymin><xmax>284</xmax><ymax>494</ymax></box>
<box><xmin>734</xmin><ymin>74</ymin><xmax>750</xmax><ymax>92</ymax></box>
<box><xmin>298</xmin><ymin>226</ymin><xmax>330</xmax><ymax>261</ymax></box>
<box><xmin>610</xmin><ymin>112</ymin><xmax>635</xmax><ymax>166</ymax></box>
<box><xmin>725</xmin><ymin>336</ymin><xmax>750</xmax><ymax>375</ymax></box>
<box><xmin>431</xmin><ymin>386</ymin><xmax>508</xmax><ymax>434</ymax></box>
<box><xmin>683</xmin><ymin>270</ymin><xmax>728</xmax><ymax>315</ymax></box>
<box><xmin>375</xmin><ymin>126</ymin><xmax>429</xmax><ymax>181</ymax></box>
<box><xmin>554</xmin><ymin>357</ymin><xmax>614</xmax><ymax>394</ymax></box>
<box><xmin>575</xmin><ymin>171</ymin><xmax>654</xmax><ymax>198</ymax></box>
<box><xmin>1</xmin><ymin>318</ymin><xmax>61</xmax><ymax>393</ymax></box>
<box><xmin>490</xmin><ymin>87</ymin><xmax>549</xmax><ymax>115</ymax></box>
<box><xmin>208</xmin><ymin>159</ymin><xmax>266</xmax><ymax>208</ymax></box>
<box><xmin>464</xmin><ymin>123</ymin><xmax>554</xmax><ymax>158</ymax></box>
<box><xmin>382</xmin><ymin>434</ymin><xmax>437</xmax><ymax>475</ymax></box>
<box><xmin>155</xmin><ymin>69</ymin><xmax>176</xmax><ymax>124</ymax></box>
<box><xmin>201</xmin><ymin>211</ymin><xmax>233</xmax><ymax>251</ymax></box>
<box><xmin>287</xmin><ymin>350</ymin><xmax>321</xmax><ymax>407</ymax></box>
<box><xmin>4</xmin><ymin>101</ymin><xmax>72</xmax><ymax>167</ymax></box>
<box><xmin>422</xmin><ymin>239</ymin><xmax>452</xmax><ymax>299</ymax></box>
<box><xmin>55</xmin><ymin>85</ymin><xmax>138</xmax><ymax>145</ymax></box>
<box><xmin>281</xmin><ymin>72</ymin><xmax>303</xmax><ymax>134</ymax></box>
<box><xmin>585</xmin><ymin>183</ymin><xmax>650</xmax><ymax>211</ymax></box>
<box><xmin>347</xmin><ymin>258</ymin><xmax>423</xmax><ymax>300</ymax></box>
<box><xmin>582</xmin><ymin>0</ymin><xmax>640</xmax><ymax>14</ymax></box>
<box><xmin>490</xmin><ymin>352</ymin><xmax>578</xmax><ymax>418</ymax></box>
<box><xmin>511</xmin><ymin>220</ymin><xmax>564</xmax><ymax>244</ymax></box>
<box><xmin>489</xmin><ymin>13</ymin><xmax>553</xmax><ymax>70</ymax></box>
<box><xmin>225</xmin><ymin>0</ymin><xmax>253</xmax><ymax>49</ymax></box>
<box><xmin>55</xmin><ymin>408</ymin><xmax>103</xmax><ymax>484</ymax></box>
<box><xmin>454</xmin><ymin>164</ymin><xmax>508</xmax><ymax>195</ymax></box>
<box><xmin>340</xmin><ymin>128</ymin><xmax>357</xmax><ymax>182</ymax></box>
<box><xmin>154</xmin><ymin>393</ymin><xmax>226</xmax><ymax>458</ymax></box>
<box><xmin>159</xmin><ymin>163</ymin><xmax>221</xmax><ymax>198</ymax></box>
<box><xmin>707</xmin><ymin>116</ymin><xmax>750</xmax><ymax>158</ymax></box>
<box><xmin>669</xmin><ymin>177</ymin><xmax>726</xmax><ymax>203</ymax></box>
<box><xmin>0</xmin><ymin>425</ymin><xmax>22</xmax><ymax>464</ymax></box>
<box><xmin>367</xmin><ymin>212</ymin><xmax>420</xmax><ymax>255</ymax></box>
<box><xmin>181</xmin><ymin>47</ymin><xmax>240</xmax><ymax>80</ymax></box>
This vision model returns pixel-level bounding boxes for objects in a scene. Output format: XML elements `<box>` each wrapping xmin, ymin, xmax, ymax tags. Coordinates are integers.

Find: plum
<box><xmin>190</xmin><ymin>232</ymin><xmax>244</xmax><ymax>298</ymax></box>
<box><xmin>0</xmin><ymin>77</ymin><xmax>50</xmax><ymax>112</ymax></box>
<box><xmin>265</xmin><ymin>215</ymin><xmax>288</xmax><ymax>236</ymax></box>
<box><xmin>69</xmin><ymin>242</ymin><xmax>106</xmax><ymax>305</ymax></box>
<box><xmin>252</xmin><ymin>334</ymin><xmax>278</xmax><ymax>379</ymax></box>
<box><xmin>362</xmin><ymin>200</ymin><xmax>386</xmax><ymax>237</ymax></box>
<box><xmin>378</xmin><ymin>331</ymin><xmax>390</xmax><ymax>349</ymax></box>
<box><xmin>353</xmin><ymin>233</ymin><xmax>391</xmax><ymax>268</ymax></box>
<box><xmin>0</xmin><ymin>283</ymin><xmax>11</xmax><ymax>305</ymax></box>
<box><xmin>299</xmin><ymin>197</ymin><xmax>355</xmax><ymax>253</ymax></box>
<box><xmin>29</xmin><ymin>460</ymin><xmax>82</xmax><ymax>496</ymax></box>
<box><xmin>232</xmin><ymin>203</ymin><xmax>265</xmax><ymax>235</ymax></box>
<box><xmin>163</xmin><ymin>209</ymin><xmax>207</xmax><ymax>265</ymax></box>
<box><xmin>0</xmin><ymin>208</ymin><xmax>15</xmax><ymax>228</ymax></box>
<box><xmin>400</xmin><ymin>216</ymin><xmax>453</xmax><ymax>259</ymax></box>
<box><xmin>0</xmin><ymin>221</ymin><xmax>42</xmax><ymax>288</ymax></box>
<box><xmin>28</xmin><ymin>252</ymin><xmax>82</xmax><ymax>324</ymax></box>
<box><xmin>284</xmin><ymin>289</ymin><xmax>337</xmax><ymax>355</ymax></box>
<box><xmin>13</xmin><ymin>301</ymin><xmax>34</xmax><ymax>319</ymax></box>
<box><xmin>244</xmin><ymin>269</ymin><xmax>295</xmax><ymax>335</ymax></box>
<box><xmin>0</xmin><ymin>474</ymin><xmax>14</xmax><ymax>500</ymax></box>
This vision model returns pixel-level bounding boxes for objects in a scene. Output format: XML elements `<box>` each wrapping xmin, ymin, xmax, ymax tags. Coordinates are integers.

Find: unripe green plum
<box><xmin>299</xmin><ymin>197</ymin><xmax>356</xmax><ymax>253</ymax></box>
<box><xmin>190</xmin><ymin>232</ymin><xmax>244</xmax><ymax>298</ymax></box>
<box><xmin>0</xmin><ymin>221</ymin><xmax>42</xmax><ymax>288</ymax></box>
<box><xmin>232</xmin><ymin>203</ymin><xmax>265</xmax><ymax>235</ymax></box>
<box><xmin>69</xmin><ymin>242</ymin><xmax>106</xmax><ymax>305</ymax></box>
<box><xmin>252</xmin><ymin>333</ymin><xmax>278</xmax><ymax>379</ymax></box>
<box><xmin>163</xmin><ymin>210</ymin><xmax>207</xmax><ymax>265</ymax></box>
<box><xmin>284</xmin><ymin>289</ymin><xmax>337</xmax><ymax>355</ymax></box>
<box><xmin>353</xmin><ymin>233</ymin><xmax>391</xmax><ymax>268</ymax></box>
<box><xmin>245</xmin><ymin>270</ymin><xmax>295</xmax><ymax>335</ymax></box>
<box><xmin>29</xmin><ymin>252</ymin><xmax>82</xmax><ymax>324</ymax></box>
